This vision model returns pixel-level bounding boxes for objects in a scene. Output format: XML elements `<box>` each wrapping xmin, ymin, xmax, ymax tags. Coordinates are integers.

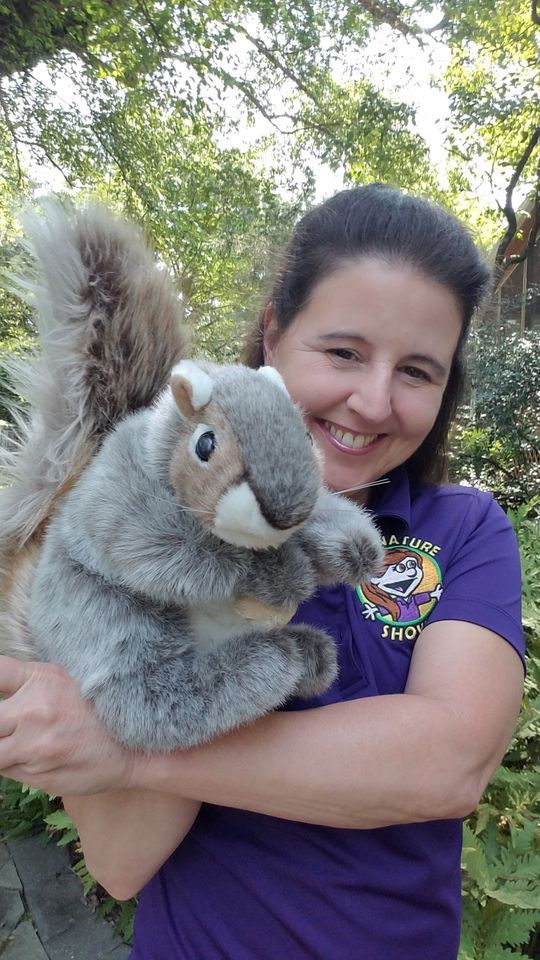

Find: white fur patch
<box><xmin>213</xmin><ymin>482</ymin><xmax>297</xmax><ymax>549</ymax></box>
<box><xmin>189</xmin><ymin>601</ymin><xmax>261</xmax><ymax>648</ymax></box>
<box><xmin>171</xmin><ymin>360</ymin><xmax>213</xmax><ymax>410</ymax></box>
<box><xmin>258</xmin><ymin>366</ymin><xmax>289</xmax><ymax>395</ymax></box>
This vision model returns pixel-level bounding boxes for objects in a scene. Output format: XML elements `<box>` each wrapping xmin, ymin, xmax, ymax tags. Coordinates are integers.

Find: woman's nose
<box><xmin>346</xmin><ymin>368</ymin><xmax>393</xmax><ymax>424</ymax></box>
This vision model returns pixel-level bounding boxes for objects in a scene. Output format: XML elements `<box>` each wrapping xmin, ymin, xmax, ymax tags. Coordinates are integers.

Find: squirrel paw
<box><xmin>285</xmin><ymin>624</ymin><xmax>338</xmax><ymax>699</ymax></box>
<box><xmin>233</xmin><ymin>596</ymin><xmax>296</xmax><ymax>628</ymax></box>
<box><xmin>300</xmin><ymin>493</ymin><xmax>384</xmax><ymax>586</ymax></box>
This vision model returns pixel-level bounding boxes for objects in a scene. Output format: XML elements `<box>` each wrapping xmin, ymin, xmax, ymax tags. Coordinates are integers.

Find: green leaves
<box><xmin>450</xmin><ymin>329</ymin><xmax>540</xmax><ymax>504</ymax></box>
<box><xmin>461</xmin><ymin>822</ymin><xmax>540</xmax><ymax>956</ymax></box>
<box><xmin>460</xmin><ymin>504</ymin><xmax>540</xmax><ymax>957</ymax></box>
<box><xmin>0</xmin><ymin>777</ymin><xmax>59</xmax><ymax>840</ymax></box>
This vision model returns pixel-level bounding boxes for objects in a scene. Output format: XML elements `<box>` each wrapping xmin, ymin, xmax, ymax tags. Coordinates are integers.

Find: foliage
<box><xmin>449</xmin><ymin>328</ymin><xmax>540</xmax><ymax>505</ymax></box>
<box><xmin>0</xmin><ymin>0</ymin><xmax>536</xmax><ymax>355</ymax></box>
<box><xmin>0</xmin><ymin>777</ymin><xmax>58</xmax><ymax>839</ymax></box>
<box><xmin>0</xmin><ymin>779</ymin><xmax>137</xmax><ymax>942</ymax></box>
<box><xmin>420</xmin><ymin>0</ymin><xmax>538</xmax><ymax>232</ymax></box>
<box><xmin>0</xmin><ymin>1</ymin><xmax>131</xmax><ymax>79</ymax></box>
<box><xmin>460</xmin><ymin>500</ymin><xmax>540</xmax><ymax>958</ymax></box>
<box><xmin>0</xmin><ymin>0</ymin><xmax>477</xmax><ymax>362</ymax></box>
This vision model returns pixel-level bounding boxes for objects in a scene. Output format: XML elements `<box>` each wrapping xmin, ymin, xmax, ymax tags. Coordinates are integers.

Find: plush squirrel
<box><xmin>0</xmin><ymin>203</ymin><xmax>383</xmax><ymax>751</ymax></box>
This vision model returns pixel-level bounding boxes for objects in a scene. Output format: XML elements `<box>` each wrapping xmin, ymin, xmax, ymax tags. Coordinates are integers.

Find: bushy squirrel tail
<box><xmin>0</xmin><ymin>200</ymin><xmax>189</xmax><ymax>556</ymax></box>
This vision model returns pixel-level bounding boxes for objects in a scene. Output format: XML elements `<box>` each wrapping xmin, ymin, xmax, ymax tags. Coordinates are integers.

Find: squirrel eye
<box><xmin>195</xmin><ymin>430</ymin><xmax>216</xmax><ymax>462</ymax></box>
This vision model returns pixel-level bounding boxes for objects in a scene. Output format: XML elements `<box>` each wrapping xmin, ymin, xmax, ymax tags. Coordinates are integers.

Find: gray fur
<box><xmin>211</xmin><ymin>366</ymin><xmax>321</xmax><ymax>529</ymax></box>
<box><xmin>1</xmin><ymin>201</ymin><xmax>384</xmax><ymax>751</ymax></box>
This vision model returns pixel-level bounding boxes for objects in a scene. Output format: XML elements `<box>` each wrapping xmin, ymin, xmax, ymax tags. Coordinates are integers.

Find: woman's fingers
<box><xmin>0</xmin><ymin>657</ymin><xmax>136</xmax><ymax>795</ymax></box>
<box><xmin>0</xmin><ymin>655</ymin><xmax>34</xmax><ymax>697</ymax></box>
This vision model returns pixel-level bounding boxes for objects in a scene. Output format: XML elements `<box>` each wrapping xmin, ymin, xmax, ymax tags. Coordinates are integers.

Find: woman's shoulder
<box><xmin>412</xmin><ymin>481</ymin><xmax>509</xmax><ymax>524</ymax></box>
<box><xmin>378</xmin><ymin>469</ymin><xmax>511</xmax><ymax>536</ymax></box>
<box><xmin>403</xmin><ymin>479</ymin><xmax>519</xmax><ymax>556</ymax></box>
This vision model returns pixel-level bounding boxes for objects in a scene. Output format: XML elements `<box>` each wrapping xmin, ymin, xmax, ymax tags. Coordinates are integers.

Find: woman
<box><xmin>0</xmin><ymin>184</ymin><xmax>524</xmax><ymax>959</ymax></box>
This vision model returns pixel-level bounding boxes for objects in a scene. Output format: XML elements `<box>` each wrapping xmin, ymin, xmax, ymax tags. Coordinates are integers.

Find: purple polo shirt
<box><xmin>131</xmin><ymin>470</ymin><xmax>524</xmax><ymax>960</ymax></box>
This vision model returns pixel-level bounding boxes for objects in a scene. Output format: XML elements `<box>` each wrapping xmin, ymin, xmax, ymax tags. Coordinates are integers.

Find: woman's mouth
<box><xmin>316</xmin><ymin>419</ymin><xmax>380</xmax><ymax>453</ymax></box>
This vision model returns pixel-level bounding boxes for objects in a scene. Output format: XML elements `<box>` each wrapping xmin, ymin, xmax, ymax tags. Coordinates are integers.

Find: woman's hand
<box><xmin>0</xmin><ymin>656</ymin><xmax>136</xmax><ymax>795</ymax></box>
<box><xmin>0</xmin><ymin>656</ymin><xmax>200</xmax><ymax>899</ymax></box>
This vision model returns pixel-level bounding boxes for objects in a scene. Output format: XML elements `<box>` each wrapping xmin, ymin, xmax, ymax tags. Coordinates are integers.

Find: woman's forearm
<box><xmin>128</xmin><ymin>695</ymin><xmax>476</xmax><ymax>829</ymax></box>
<box><xmin>0</xmin><ymin>627</ymin><xmax>522</xmax><ymax>838</ymax></box>
<box><xmin>128</xmin><ymin>628</ymin><xmax>522</xmax><ymax>830</ymax></box>
<box><xmin>63</xmin><ymin>791</ymin><xmax>201</xmax><ymax>900</ymax></box>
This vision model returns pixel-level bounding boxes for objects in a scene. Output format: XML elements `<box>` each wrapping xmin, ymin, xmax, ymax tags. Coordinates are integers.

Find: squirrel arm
<box><xmin>237</xmin><ymin>540</ymin><xmax>317</xmax><ymax>610</ymax></box>
<box><xmin>57</xmin><ymin>503</ymin><xmax>248</xmax><ymax>605</ymax></box>
<box><xmin>294</xmin><ymin>487</ymin><xmax>384</xmax><ymax>585</ymax></box>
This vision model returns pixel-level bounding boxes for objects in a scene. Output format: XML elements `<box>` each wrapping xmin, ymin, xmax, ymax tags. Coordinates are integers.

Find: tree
<box><xmin>0</xmin><ymin>0</ymin><xmax>537</xmax><ymax>347</ymax></box>
<box><xmin>422</xmin><ymin>0</ymin><xmax>538</xmax><ymax>248</ymax></box>
<box><xmin>0</xmin><ymin>0</ymin><xmax>445</xmax><ymax>354</ymax></box>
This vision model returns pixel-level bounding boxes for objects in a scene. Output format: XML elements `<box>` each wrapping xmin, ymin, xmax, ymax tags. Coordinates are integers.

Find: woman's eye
<box><xmin>195</xmin><ymin>431</ymin><xmax>217</xmax><ymax>462</ymax></box>
<box><xmin>402</xmin><ymin>366</ymin><xmax>430</xmax><ymax>382</ymax></box>
<box><xmin>328</xmin><ymin>348</ymin><xmax>359</xmax><ymax>361</ymax></box>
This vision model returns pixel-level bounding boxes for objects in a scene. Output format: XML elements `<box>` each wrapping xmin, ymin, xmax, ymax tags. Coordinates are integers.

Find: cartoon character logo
<box><xmin>357</xmin><ymin>546</ymin><xmax>442</xmax><ymax>631</ymax></box>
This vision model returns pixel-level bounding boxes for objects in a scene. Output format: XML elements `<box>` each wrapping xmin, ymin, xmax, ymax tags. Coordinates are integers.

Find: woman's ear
<box><xmin>262</xmin><ymin>303</ymin><xmax>278</xmax><ymax>364</ymax></box>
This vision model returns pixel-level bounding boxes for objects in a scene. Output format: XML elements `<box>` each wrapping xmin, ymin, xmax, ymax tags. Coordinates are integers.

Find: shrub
<box><xmin>450</xmin><ymin>329</ymin><xmax>540</xmax><ymax>508</ymax></box>
<box><xmin>460</xmin><ymin>500</ymin><xmax>540</xmax><ymax>959</ymax></box>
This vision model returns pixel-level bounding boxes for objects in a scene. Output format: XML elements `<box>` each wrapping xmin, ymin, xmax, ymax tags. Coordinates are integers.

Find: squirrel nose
<box><xmin>257</xmin><ymin>501</ymin><xmax>313</xmax><ymax>531</ymax></box>
<box><xmin>213</xmin><ymin>482</ymin><xmax>307</xmax><ymax>549</ymax></box>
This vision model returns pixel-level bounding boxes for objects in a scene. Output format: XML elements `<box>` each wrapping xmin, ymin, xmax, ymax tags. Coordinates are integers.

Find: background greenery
<box><xmin>1</xmin><ymin>0</ymin><xmax>539</xmax><ymax>956</ymax></box>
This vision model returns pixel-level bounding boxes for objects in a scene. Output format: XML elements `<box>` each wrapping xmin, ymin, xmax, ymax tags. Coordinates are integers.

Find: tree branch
<box><xmin>136</xmin><ymin>0</ymin><xmax>164</xmax><ymax>43</ymax></box>
<box><xmin>0</xmin><ymin>82</ymin><xmax>23</xmax><ymax>184</ymax></box>
<box><xmin>233</xmin><ymin>24</ymin><xmax>319</xmax><ymax>105</ymax></box>
<box><xmin>357</xmin><ymin>0</ymin><xmax>420</xmax><ymax>39</ymax></box>
<box><xmin>177</xmin><ymin>53</ymin><xmax>297</xmax><ymax>132</ymax></box>
<box><xmin>495</xmin><ymin>124</ymin><xmax>540</xmax><ymax>266</ymax></box>
<box><xmin>9</xmin><ymin>134</ymin><xmax>75</xmax><ymax>186</ymax></box>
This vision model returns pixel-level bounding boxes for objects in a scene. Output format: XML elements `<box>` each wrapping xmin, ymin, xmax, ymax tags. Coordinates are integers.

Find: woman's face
<box><xmin>264</xmin><ymin>258</ymin><xmax>462</xmax><ymax>499</ymax></box>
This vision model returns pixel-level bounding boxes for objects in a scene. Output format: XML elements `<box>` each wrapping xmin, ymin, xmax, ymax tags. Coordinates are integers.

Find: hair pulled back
<box><xmin>243</xmin><ymin>183</ymin><xmax>492</xmax><ymax>484</ymax></box>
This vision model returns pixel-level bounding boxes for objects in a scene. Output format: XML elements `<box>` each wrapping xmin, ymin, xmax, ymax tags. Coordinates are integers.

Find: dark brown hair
<box><xmin>242</xmin><ymin>183</ymin><xmax>492</xmax><ymax>484</ymax></box>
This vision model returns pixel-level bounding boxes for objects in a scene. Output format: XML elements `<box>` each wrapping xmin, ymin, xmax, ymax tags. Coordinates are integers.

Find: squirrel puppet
<box><xmin>0</xmin><ymin>202</ymin><xmax>383</xmax><ymax>751</ymax></box>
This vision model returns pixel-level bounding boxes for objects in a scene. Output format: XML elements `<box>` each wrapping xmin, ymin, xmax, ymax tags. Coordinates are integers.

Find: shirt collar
<box><xmin>369</xmin><ymin>466</ymin><xmax>411</xmax><ymax>533</ymax></box>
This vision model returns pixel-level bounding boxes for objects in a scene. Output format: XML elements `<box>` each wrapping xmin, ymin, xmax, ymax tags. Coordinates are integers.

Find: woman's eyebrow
<box><xmin>317</xmin><ymin>334</ymin><xmax>448</xmax><ymax>378</ymax></box>
<box><xmin>317</xmin><ymin>332</ymin><xmax>369</xmax><ymax>344</ymax></box>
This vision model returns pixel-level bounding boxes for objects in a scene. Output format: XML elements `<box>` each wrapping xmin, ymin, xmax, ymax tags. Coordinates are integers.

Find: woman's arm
<box><xmin>0</xmin><ymin>658</ymin><xmax>200</xmax><ymax>900</ymax></box>
<box><xmin>63</xmin><ymin>791</ymin><xmax>200</xmax><ymax>901</ymax></box>
<box><xmin>0</xmin><ymin>623</ymin><xmax>523</xmax><ymax>831</ymax></box>
<box><xmin>129</xmin><ymin>622</ymin><xmax>524</xmax><ymax>828</ymax></box>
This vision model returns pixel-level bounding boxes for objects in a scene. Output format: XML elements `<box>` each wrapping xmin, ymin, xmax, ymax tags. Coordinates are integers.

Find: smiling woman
<box><xmin>263</xmin><ymin>258</ymin><xmax>462</xmax><ymax>497</ymax></box>
<box><xmin>0</xmin><ymin>184</ymin><xmax>525</xmax><ymax>960</ymax></box>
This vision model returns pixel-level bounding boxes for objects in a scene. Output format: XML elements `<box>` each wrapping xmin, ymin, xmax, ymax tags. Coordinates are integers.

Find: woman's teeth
<box><xmin>324</xmin><ymin>421</ymin><xmax>377</xmax><ymax>450</ymax></box>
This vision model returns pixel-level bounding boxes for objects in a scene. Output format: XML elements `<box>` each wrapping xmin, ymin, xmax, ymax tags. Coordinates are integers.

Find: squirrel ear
<box><xmin>170</xmin><ymin>360</ymin><xmax>214</xmax><ymax>416</ymax></box>
<box><xmin>258</xmin><ymin>365</ymin><xmax>290</xmax><ymax>396</ymax></box>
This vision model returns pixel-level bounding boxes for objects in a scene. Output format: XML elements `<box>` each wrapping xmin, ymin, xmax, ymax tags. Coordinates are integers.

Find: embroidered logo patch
<box><xmin>356</xmin><ymin>541</ymin><xmax>442</xmax><ymax>642</ymax></box>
